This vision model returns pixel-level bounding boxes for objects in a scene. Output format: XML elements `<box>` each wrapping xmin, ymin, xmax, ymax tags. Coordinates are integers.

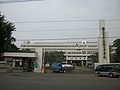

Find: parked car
<box><xmin>51</xmin><ymin>63</ymin><xmax>65</xmax><ymax>73</ymax></box>
<box><xmin>95</xmin><ymin>64</ymin><xmax>120</xmax><ymax>78</ymax></box>
<box><xmin>61</xmin><ymin>63</ymin><xmax>75</xmax><ymax>70</ymax></box>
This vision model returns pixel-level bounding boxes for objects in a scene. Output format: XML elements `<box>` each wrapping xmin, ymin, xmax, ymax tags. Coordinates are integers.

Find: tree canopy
<box><xmin>113</xmin><ymin>39</ymin><xmax>120</xmax><ymax>47</ymax></box>
<box><xmin>44</xmin><ymin>51</ymin><xmax>65</xmax><ymax>65</ymax></box>
<box><xmin>88</xmin><ymin>53</ymin><xmax>98</xmax><ymax>63</ymax></box>
<box><xmin>112</xmin><ymin>38</ymin><xmax>120</xmax><ymax>63</ymax></box>
<box><xmin>0</xmin><ymin>12</ymin><xmax>16</xmax><ymax>55</ymax></box>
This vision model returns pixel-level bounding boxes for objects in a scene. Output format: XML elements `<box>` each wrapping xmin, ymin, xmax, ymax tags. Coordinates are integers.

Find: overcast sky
<box><xmin>0</xmin><ymin>0</ymin><xmax>120</xmax><ymax>44</ymax></box>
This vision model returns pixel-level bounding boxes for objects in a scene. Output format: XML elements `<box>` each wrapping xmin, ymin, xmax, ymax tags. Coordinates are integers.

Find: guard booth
<box><xmin>2</xmin><ymin>52</ymin><xmax>38</xmax><ymax>72</ymax></box>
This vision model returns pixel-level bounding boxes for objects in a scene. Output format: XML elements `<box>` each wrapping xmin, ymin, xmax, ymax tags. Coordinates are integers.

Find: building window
<box><xmin>82</xmin><ymin>51</ymin><xmax>86</xmax><ymax>54</ymax></box>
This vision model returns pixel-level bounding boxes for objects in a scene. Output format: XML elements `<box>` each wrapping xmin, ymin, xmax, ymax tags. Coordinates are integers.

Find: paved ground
<box><xmin>0</xmin><ymin>71</ymin><xmax>120</xmax><ymax>90</ymax></box>
<box><xmin>46</xmin><ymin>67</ymin><xmax>95</xmax><ymax>74</ymax></box>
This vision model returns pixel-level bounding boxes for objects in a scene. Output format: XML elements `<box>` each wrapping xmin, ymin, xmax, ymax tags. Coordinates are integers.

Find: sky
<box><xmin>0</xmin><ymin>0</ymin><xmax>120</xmax><ymax>45</ymax></box>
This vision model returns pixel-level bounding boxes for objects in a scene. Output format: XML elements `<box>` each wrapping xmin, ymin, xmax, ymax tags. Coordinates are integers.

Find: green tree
<box><xmin>6</xmin><ymin>44</ymin><xmax>19</xmax><ymax>52</ymax></box>
<box><xmin>112</xmin><ymin>38</ymin><xmax>120</xmax><ymax>63</ymax></box>
<box><xmin>89</xmin><ymin>53</ymin><xmax>98</xmax><ymax>63</ymax></box>
<box><xmin>113</xmin><ymin>38</ymin><xmax>120</xmax><ymax>47</ymax></box>
<box><xmin>44</xmin><ymin>51</ymin><xmax>65</xmax><ymax>65</ymax></box>
<box><xmin>0</xmin><ymin>12</ymin><xmax>16</xmax><ymax>56</ymax></box>
<box><xmin>109</xmin><ymin>45</ymin><xmax>116</xmax><ymax>63</ymax></box>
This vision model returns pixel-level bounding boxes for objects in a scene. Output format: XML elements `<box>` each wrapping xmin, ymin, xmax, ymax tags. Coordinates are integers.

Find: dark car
<box><xmin>95</xmin><ymin>64</ymin><xmax>120</xmax><ymax>78</ymax></box>
<box><xmin>51</xmin><ymin>63</ymin><xmax>65</xmax><ymax>73</ymax></box>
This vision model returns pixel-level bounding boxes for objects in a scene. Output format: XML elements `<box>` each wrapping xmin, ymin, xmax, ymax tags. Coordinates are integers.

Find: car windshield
<box><xmin>52</xmin><ymin>63</ymin><xmax>60</xmax><ymax>67</ymax></box>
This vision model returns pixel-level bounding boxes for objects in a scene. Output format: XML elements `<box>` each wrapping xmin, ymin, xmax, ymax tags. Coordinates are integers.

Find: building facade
<box><xmin>21</xmin><ymin>40</ymin><xmax>98</xmax><ymax>67</ymax></box>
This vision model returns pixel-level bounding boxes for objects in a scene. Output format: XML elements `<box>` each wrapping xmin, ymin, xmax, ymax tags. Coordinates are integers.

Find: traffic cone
<box><xmin>41</xmin><ymin>65</ymin><xmax>45</xmax><ymax>74</ymax></box>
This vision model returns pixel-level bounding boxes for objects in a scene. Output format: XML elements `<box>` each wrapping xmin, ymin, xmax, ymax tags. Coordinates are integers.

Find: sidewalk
<box><xmin>71</xmin><ymin>67</ymin><xmax>94</xmax><ymax>74</ymax></box>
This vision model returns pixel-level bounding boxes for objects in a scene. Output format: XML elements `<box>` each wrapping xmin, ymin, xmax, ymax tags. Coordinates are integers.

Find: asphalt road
<box><xmin>0</xmin><ymin>72</ymin><xmax>120</xmax><ymax>90</ymax></box>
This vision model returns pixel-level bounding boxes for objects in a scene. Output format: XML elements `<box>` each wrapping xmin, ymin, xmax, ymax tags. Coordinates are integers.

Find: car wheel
<box><xmin>63</xmin><ymin>70</ymin><xmax>66</xmax><ymax>73</ymax></box>
<box><xmin>97</xmin><ymin>72</ymin><xmax>101</xmax><ymax>77</ymax></box>
<box><xmin>109</xmin><ymin>73</ymin><xmax>114</xmax><ymax>78</ymax></box>
<box><xmin>53</xmin><ymin>71</ymin><xmax>55</xmax><ymax>73</ymax></box>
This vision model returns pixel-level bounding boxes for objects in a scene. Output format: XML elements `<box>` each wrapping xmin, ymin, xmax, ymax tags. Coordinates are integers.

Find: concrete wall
<box><xmin>34</xmin><ymin>48</ymin><xmax>43</xmax><ymax>73</ymax></box>
<box><xmin>3</xmin><ymin>52</ymin><xmax>37</xmax><ymax>58</ymax></box>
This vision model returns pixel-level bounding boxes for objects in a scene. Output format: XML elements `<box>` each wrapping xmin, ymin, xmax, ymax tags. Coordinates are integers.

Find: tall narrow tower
<box><xmin>98</xmin><ymin>20</ymin><xmax>110</xmax><ymax>64</ymax></box>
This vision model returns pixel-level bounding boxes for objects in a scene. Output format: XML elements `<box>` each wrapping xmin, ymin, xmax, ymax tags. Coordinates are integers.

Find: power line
<box><xmin>13</xmin><ymin>28</ymin><xmax>120</xmax><ymax>32</ymax></box>
<box><xmin>13</xmin><ymin>20</ymin><xmax>120</xmax><ymax>24</ymax></box>
<box><xmin>14</xmin><ymin>28</ymin><xmax>99</xmax><ymax>32</ymax></box>
<box><xmin>14</xmin><ymin>20</ymin><xmax>99</xmax><ymax>23</ymax></box>
<box><xmin>0</xmin><ymin>0</ymin><xmax>43</xmax><ymax>4</ymax></box>
<box><xmin>16</xmin><ymin>36</ymin><xmax>120</xmax><ymax>41</ymax></box>
<box><xmin>107</xmin><ymin>28</ymin><xmax>120</xmax><ymax>30</ymax></box>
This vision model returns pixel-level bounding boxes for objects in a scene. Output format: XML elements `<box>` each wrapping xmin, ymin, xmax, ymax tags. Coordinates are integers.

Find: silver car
<box><xmin>95</xmin><ymin>64</ymin><xmax>120</xmax><ymax>78</ymax></box>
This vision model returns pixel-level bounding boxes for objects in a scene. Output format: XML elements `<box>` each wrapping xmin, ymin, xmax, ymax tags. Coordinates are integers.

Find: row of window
<box><xmin>45</xmin><ymin>50</ymin><xmax>97</xmax><ymax>54</ymax></box>
<box><xmin>68</xmin><ymin>52</ymin><xmax>86</xmax><ymax>54</ymax></box>
<box><xmin>67</xmin><ymin>57</ymin><xmax>87</xmax><ymax>60</ymax></box>
<box><xmin>21</xmin><ymin>45</ymin><xmax>97</xmax><ymax>48</ymax></box>
<box><xmin>68</xmin><ymin>56</ymin><xmax>86</xmax><ymax>57</ymax></box>
<box><xmin>46</xmin><ymin>48</ymin><xmax>98</xmax><ymax>51</ymax></box>
<box><xmin>67</xmin><ymin>51</ymin><xmax>97</xmax><ymax>54</ymax></box>
<box><xmin>67</xmin><ymin>56</ymin><xmax>87</xmax><ymax>60</ymax></box>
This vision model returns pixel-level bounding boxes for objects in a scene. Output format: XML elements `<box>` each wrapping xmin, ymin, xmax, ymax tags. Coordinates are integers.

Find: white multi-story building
<box><xmin>21</xmin><ymin>40</ymin><xmax>98</xmax><ymax>67</ymax></box>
